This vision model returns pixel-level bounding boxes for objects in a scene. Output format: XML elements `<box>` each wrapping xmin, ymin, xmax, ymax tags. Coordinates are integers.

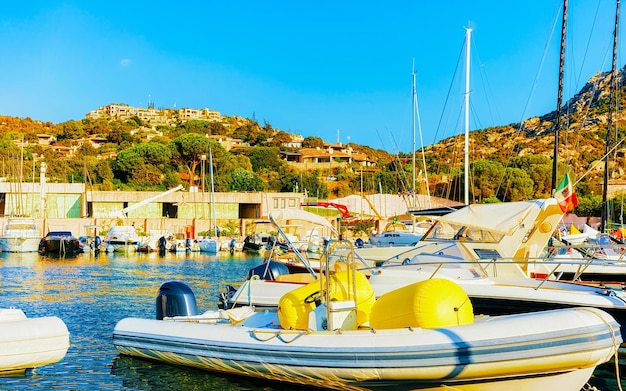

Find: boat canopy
<box><xmin>269</xmin><ymin>209</ymin><xmax>337</xmax><ymax>234</ymax></box>
<box><xmin>436</xmin><ymin>199</ymin><xmax>555</xmax><ymax>236</ymax></box>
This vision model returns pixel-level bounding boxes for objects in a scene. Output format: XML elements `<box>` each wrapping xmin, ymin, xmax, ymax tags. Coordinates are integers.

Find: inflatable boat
<box><xmin>113</xmin><ymin>276</ymin><xmax>620</xmax><ymax>391</ymax></box>
<box><xmin>0</xmin><ymin>308</ymin><xmax>70</xmax><ymax>375</ymax></box>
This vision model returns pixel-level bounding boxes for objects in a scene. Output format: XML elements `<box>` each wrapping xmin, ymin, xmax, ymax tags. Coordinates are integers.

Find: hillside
<box><xmin>422</xmin><ymin>65</ymin><xmax>626</xmax><ymax>197</ymax></box>
<box><xmin>0</xmin><ymin>65</ymin><xmax>625</xmax><ymax>209</ymax></box>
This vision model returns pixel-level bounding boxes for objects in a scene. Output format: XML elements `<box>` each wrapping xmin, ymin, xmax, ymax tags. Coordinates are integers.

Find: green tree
<box><xmin>302</xmin><ymin>170</ymin><xmax>329</xmax><ymax>199</ymax></box>
<box><xmin>246</xmin><ymin>146</ymin><xmax>283</xmax><ymax>173</ymax></box>
<box><xmin>302</xmin><ymin>136</ymin><xmax>325</xmax><ymax>148</ymax></box>
<box><xmin>229</xmin><ymin>168</ymin><xmax>267</xmax><ymax>191</ymax></box>
<box><xmin>170</xmin><ymin>133</ymin><xmax>220</xmax><ymax>187</ymax></box>
<box><xmin>56</xmin><ymin>120</ymin><xmax>85</xmax><ymax>141</ymax></box>
<box><xmin>470</xmin><ymin>159</ymin><xmax>505</xmax><ymax>202</ymax></box>
<box><xmin>499</xmin><ymin>167</ymin><xmax>534</xmax><ymax>201</ymax></box>
<box><xmin>575</xmin><ymin>194</ymin><xmax>602</xmax><ymax>217</ymax></box>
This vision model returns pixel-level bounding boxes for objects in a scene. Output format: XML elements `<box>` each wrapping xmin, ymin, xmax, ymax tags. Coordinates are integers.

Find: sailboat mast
<box><xmin>464</xmin><ymin>27</ymin><xmax>471</xmax><ymax>205</ymax></box>
<box><xmin>209</xmin><ymin>146</ymin><xmax>217</xmax><ymax>235</ymax></box>
<box><xmin>601</xmin><ymin>0</ymin><xmax>620</xmax><ymax>234</ymax></box>
<box><xmin>413</xmin><ymin>64</ymin><xmax>432</xmax><ymax>208</ymax></box>
<box><xmin>552</xmin><ymin>0</ymin><xmax>568</xmax><ymax>193</ymax></box>
<box><xmin>412</xmin><ymin>62</ymin><xmax>416</xmax><ymax>205</ymax></box>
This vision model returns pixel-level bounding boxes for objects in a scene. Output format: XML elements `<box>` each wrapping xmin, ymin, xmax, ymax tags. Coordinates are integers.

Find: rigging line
<box><xmin>573</xmin><ymin>0</ymin><xmax>603</xmax><ymax>88</ymax></box>
<box><xmin>384</xmin><ymin>128</ymin><xmax>412</xmax><ymax>197</ymax></box>
<box><xmin>374</xmin><ymin>128</ymin><xmax>388</xmax><ymax>153</ymax></box>
<box><xmin>431</xmin><ymin>36</ymin><xmax>466</xmax><ymax>145</ymax></box>
<box><xmin>574</xmin><ymin>135</ymin><xmax>626</xmax><ymax>186</ymax></box>
<box><xmin>516</xmin><ymin>1</ymin><xmax>563</xmax><ymax>125</ymax></box>
<box><xmin>471</xmin><ymin>37</ymin><xmax>501</xmax><ymax>126</ymax></box>
<box><xmin>492</xmin><ymin>5</ymin><xmax>562</xmax><ymax>198</ymax></box>
<box><xmin>415</xmin><ymin>86</ymin><xmax>432</xmax><ymax>204</ymax></box>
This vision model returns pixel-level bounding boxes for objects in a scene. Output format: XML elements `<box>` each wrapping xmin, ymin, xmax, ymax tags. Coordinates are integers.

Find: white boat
<box><xmin>103</xmin><ymin>225</ymin><xmax>140</xmax><ymax>253</ymax></box>
<box><xmin>137</xmin><ymin>230</ymin><xmax>173</xmax><ymax>252</ymax></box>
<box><xmin>0</xmin><ymin>218</ymin><xmax>41</xmax><ymax>253</ymax></box>
<box><xmin>197</xmin><ymin>238</ymin><xmax>218</xmax><ymax>253</ymax></box>
<box><xmin>113</xmin><ymin>276</ymin><xmax>620</xmax><ymax>391</ymax></box>
<box><xmin>368</xmin><ymin>221</ymin><xmax>426</xmax><ymax>247</ymax></box>
<box><xmin>560</xmin><ymin>223</ymin><xmax>595</xmax><ymax>244</ymax></box>
<box><xmin>220</xmin><ymin>202</ymin><xmax>626</xmax><ymax>345</ymax></box>
<box><xmin>0</xmin><ymin>308</ymin><xmax>69</xmax><ymax>375</ymax></box>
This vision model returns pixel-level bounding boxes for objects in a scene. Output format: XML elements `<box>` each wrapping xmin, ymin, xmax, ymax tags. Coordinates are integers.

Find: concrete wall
<box><xmin>0</xmin><ymin>183</ymin><xmax>305</xmax><ymax>239</ymax></box>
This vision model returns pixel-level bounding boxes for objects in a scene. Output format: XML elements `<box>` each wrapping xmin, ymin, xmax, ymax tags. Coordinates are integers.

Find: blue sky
<box><xmin>0</xmin><ymin>1</ymin><xmax>622</xmax><ymax>153</ymax></box>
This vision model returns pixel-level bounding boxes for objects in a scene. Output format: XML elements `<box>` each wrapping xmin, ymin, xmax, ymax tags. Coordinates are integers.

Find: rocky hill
<box><xmin>422</xmin><ymin>65</ymin><xmax>626</xmax><ymax>189</ymax></box>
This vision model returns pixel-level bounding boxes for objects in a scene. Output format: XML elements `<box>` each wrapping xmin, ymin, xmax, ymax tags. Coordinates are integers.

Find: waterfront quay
<box><xmin>0</xmin><ymin>182</ymin><xmax>305</xmax><ymax>238</ymax></box>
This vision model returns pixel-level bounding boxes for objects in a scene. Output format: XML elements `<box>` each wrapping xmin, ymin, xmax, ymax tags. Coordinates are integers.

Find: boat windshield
<box><xmin>423</xmin><ymin>222</ymin><xmax>504</xmax><ymax>243</ymax></box>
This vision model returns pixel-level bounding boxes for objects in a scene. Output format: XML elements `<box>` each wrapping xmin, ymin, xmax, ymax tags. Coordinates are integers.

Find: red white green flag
<box><xmin>555</xmin><ymin>173</ymin><xmax>579</xmax><ymax>213</ymax></box>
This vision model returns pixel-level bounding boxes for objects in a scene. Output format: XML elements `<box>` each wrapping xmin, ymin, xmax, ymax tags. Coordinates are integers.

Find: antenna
<box><xmin>336</xmin><ymin>129</ymin><xmax>340</xmax><ymax>144</ymax></box>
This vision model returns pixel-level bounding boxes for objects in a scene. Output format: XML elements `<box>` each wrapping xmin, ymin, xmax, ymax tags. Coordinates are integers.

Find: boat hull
<box><xmin>113</xmin><ymin>307</ymin><xmax>619</xmax><ymax>390</ymax></box>
<box><xmin>0</xmin><ymin>309</ymin><xmax>69</xmax><ymax>375</ymax></box>
<box><xmin>0</xmin><ymin>218</ymin><xmax>41</xmax><ymax>252</ymax></box>
<box><xmin>0</xmin><ymin>237</ymin><xmax>41</xmax><ymax>253</ymax></box>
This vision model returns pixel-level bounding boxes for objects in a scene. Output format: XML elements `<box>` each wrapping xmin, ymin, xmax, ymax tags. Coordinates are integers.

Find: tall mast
<box><xmin>209</xmin><ymin>146</ymin><xmax>217</xmax><ymax>235</ymax></box>
<box><xmin>414</xmin><ymin>64</ymin><xmax>431</xmax><ymax>208</ymax></box>
<box><xmin>551</xmin><ymin>0</ymin><xmax>568</xmax><ymax>193</ymax></box>
<box><xmin>464</xmin><ymin>27</ymin><xmax>471</xmax><ymax>205</ymax></box>
<box><xmin>412</xmin><ymin>61</ymin><xmax>416</xmax><ymax>206</ymax></box>
<box><xmin>601</xmin><ymin>0</ymin><xmax>620</xmax><ymax>234</ymax></box>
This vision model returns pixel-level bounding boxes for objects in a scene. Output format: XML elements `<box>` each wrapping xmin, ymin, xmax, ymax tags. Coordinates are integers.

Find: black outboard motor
<box><xmin>158</xmin><ymin>236</ymin><xmax>167</xmax><ymax>256</ymax></box>
<box><xmin>156</xmin><ymin>281</ymin><xmax>198</xmax><ymax>320</ymax></box>
<box><xmin>247</xmin><ymin>260</ymin><xmax>290</xmax><ymax>280</ymax></box>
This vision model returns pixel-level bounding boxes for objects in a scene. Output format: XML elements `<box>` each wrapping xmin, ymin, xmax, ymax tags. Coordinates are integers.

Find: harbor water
<box><xmin>0</xmin><ymin>250</ymin><xmax>624</xmax><ymax>390</ymax></box>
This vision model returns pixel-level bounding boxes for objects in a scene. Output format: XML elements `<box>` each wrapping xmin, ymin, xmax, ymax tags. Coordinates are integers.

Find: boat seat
<box><xmin>275</xmin><ymin>273</ymin><xmax>318</xmax><ymax>283</ymax></box>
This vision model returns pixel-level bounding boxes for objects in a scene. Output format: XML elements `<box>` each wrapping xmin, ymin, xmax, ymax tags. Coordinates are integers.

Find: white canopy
<box><xmin>269</xmin><ymin>209</ymin><xmax>337</xmax><ymax>234</ymax></box>
<box><xmin>437</xmin><ymin>199</ymin><xmax>555</xmax><ymax>236</ymax></box>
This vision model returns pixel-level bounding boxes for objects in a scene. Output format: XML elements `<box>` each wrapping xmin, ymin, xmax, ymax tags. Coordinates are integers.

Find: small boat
<box><xmin>137</xmin><ymin>230</ymin><xmax>173</xmax><ymax>252</ymax></box>
<box><xmin>38</xmin><ymin>231</ymin><xmax>82</xmax><ymax>256</ymax></box>
<box><xmin>197</xmin><ymin>237</ymin><xmax>219</xmax><ymax>254</ymax></box>
<box><xmin>113</xmin><ymin>275</ymin><xmax>620</xmax><ymax>391</ymax></box>
<box><xmin>560</xmin><ymin>223</ymin><xmax>593</xmax><ymax>244</ymax></box>
<box><xmin>0</xmin><ymin>218</ymin><xmax>41</xmax><ymax>253</ymax></box>
<box><xmin>0</xmin><ymin>308</ymin><xmax>70</xmax><ymax>375</ymax></box>
<box><xmin>103</xmin><ymin>225</ymin><xmax>140</xmax><ymax>253</ymax></box>
<box><xmin>368</xmin><ymin>221</ymin><xmax>426</xmax><ymax>247</ymax></box>
<box><xmin>242</xmin><ymin>221</ymin><xmax>274</xmax><ymax>254</ymax></box>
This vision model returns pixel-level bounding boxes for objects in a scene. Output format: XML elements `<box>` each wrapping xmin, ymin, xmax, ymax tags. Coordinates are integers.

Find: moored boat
<box><xmin>103</xmin><ymin>225</ymin><xmax>140</xmax><ymax>253</ymax></box>
<box><xmin>0</xmin><ymin>308</ymin><xmax>70</xmax><ymax>375</ymax></box>
<box><xmin>113</xmin><ymin>276</ymin><xmax>620</xmax><ymax>391</ymax></box>
<box><xmin>197</xmin><ymin>237</ymin><xmax>219</xmax><ymax>253</ymax></box>
<box><xmin>38</xmin><ymin>231</ymin><xmax>82</xmax><ymax>256</ymax></box>
<box><xmin>0</xmin><ymin>218</ymin><xmax>41</xmax><ymax>253</ymax></box>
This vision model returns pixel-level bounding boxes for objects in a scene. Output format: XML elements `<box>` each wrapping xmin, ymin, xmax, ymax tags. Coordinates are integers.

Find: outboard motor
<box><xmin>247</xmin><ymin>261</ymin><xmax>290</xmax><ymax>280</ymax></box>
<box><xmin>156</xmin><ymin>281</ymin><xmax>198</xmax><ymax>320</ymax></box>
<box><xmin>229</xmin><ymin>238</ymin><xmax>236</xmax><ymax>255</ymax></box>
<box><xmin>158</xmin><ymin>236</ymin><xmax>167</xmax><ymax>256</ymax></box>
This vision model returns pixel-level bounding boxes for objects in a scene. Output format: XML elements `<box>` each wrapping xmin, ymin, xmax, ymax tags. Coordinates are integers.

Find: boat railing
<box><xmin>378</xmin><ymin>255</ymin><xmax>626</xmax><ymax>289</ymax></box>
<box><xmin>549</xmin><ymin>241</ymin><xmax>626</xmax><ymax>262</ymax></box>
<box><xmin>268</xmin><ymin>214</ymin><xmax>317</xmax><ymax>278</ymax></box>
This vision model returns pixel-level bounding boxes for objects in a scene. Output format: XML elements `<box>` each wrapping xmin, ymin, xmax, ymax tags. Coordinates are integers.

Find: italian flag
<box><xmin>555</xmin><ymin>173</ymin><xmax>579</xmax><ymax>213</ymax></box>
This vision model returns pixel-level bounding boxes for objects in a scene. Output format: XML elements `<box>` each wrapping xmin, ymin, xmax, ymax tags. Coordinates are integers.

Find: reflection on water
<box><xmin>111</xmin><ymin>355</ymin><xmax>315</xmax><ymax>391</ymax></box>
<box><xmin>0</xmin><ymin>250</ymin><xmax>623</xmax><ymax>390</ymax></box>
<box><xmin>1</xmin><ymin>250</ymin><xmax>291</xmax><ymax>390</ymax></box>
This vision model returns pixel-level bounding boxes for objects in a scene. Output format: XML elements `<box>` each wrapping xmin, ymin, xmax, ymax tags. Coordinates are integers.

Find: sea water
<box><xmin>0</xmin><ymin>250</ymin><xmax>623</xmax><ymax>390</ymax></box>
